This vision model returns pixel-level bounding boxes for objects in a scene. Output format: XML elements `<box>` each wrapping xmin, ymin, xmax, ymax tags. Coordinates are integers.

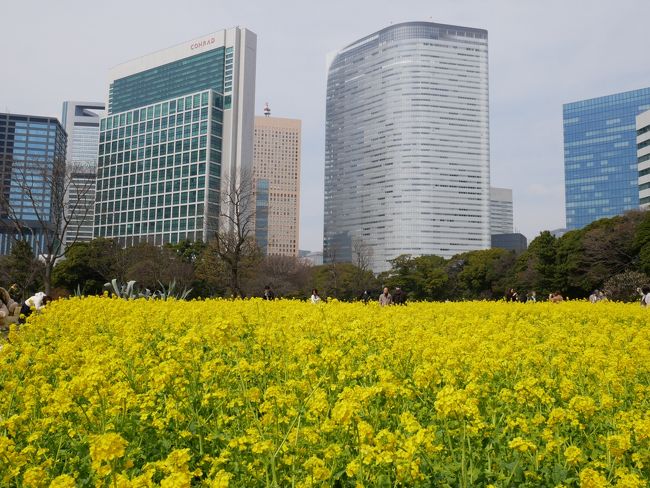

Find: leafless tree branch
<box><xmin>1</xmin><ymin>156</ymin><xmax>97</xmax><ymax>293</ymax></box>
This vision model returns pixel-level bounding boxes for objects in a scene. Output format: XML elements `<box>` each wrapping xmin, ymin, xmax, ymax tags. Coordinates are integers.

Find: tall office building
<box><xmin>638</xmin><ymin>109</ymin><xmax>650</xmax><ymax>209</ymax></box>
<box><xmin>0</xmin><ymin>113</ymin><xmax>67</xmax><ymax>255</ymax></box>
<box><xmin>563</xmin><ymin>87</ymin><xmax>650</xmax><ymax>229</ymax></box>
<box><xmin>490</xmin><ymin>187</ymin><xmax>513</xmax><ymax>235</ymax></box>
<box><xmin>94</xmin><ymin>27</ymin><xmax>256</xmax><ymax>246</ymax></box>
<box><xmin>61</xmin><ymin>101</ymin><xmax>105</xmax><ymax>246</ymax></box>
<box><xmin>324</xmin><ymin>22</ymin><xmax>490</xmax><ymax>272</ymax></box>
<box><xmin>252</xmin><ymin>110</ymin><xmax>301</xmax><ymax>256</ymax></box>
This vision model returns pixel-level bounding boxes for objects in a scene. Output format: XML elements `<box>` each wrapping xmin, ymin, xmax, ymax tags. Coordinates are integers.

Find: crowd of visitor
<box><xmin>2</xmin><ymin>280</ymin><xmax>650</xmax><ymax>330</ymax></box>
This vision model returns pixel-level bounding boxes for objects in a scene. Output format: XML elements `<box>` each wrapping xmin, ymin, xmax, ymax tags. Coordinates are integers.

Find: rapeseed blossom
<box><xmin>0</xmin><ymin>298</ymin><xmax>648</xmax><ymax>486</ymax></box>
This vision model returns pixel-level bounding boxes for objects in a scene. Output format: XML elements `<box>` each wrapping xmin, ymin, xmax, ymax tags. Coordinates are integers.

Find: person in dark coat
<box><xmin>263</xmin><ymin>285</ymin><xmax>275</xmax><ymax>300</ymax></box>
<box><xmin>393</xmin><ymin>287</ymin><xmax>407</xmax><ymax>305</ymax></box>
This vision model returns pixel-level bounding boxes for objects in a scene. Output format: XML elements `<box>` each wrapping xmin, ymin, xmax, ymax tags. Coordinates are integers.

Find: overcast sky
<box><xmin>2</xmin><ymin>0</ymin><xmax>649</xmax><ymax>251</ymax></box>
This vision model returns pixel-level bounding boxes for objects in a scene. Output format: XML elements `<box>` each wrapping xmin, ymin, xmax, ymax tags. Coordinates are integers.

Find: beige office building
<box><xmin>253</xmin><ymin>115</ymin><xmax>301</xmax><ymax>256</ymax></box>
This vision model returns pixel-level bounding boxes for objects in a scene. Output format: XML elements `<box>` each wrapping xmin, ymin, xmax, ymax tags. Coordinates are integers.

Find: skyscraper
<box><xmin>324</xmin><ymin>22</ymin><xmax>490</xmax><ymax>272</ymax></box>
<box><xmin>94</xmin><ymin>27</ymin><xmax>256</xmax><ymax>246</ymax></box>
<box><xmin>490</xmin><ymin>187</ymin><xmax>513</xmax><ymax>235</ymax></box>
<box><xmin>563</xmin><ymin>87</ymin><xmax>650</xmax><ymax>229</ymax></box>
<box><xmin>252</xmin><ymin>110</ymin><xmax>301</xmax><ymax>256</ymax></box>
<box><xmin>637</xmin><ymin>109</ymin><xmax>650</xmax><ymax>210</ymax></box>
<box><xmin>0</xmin><ymin>113</ymin><xmax>67</xmax><ymax>255</ymax></box>
<box><xmin>61</xmin><ymin>101</ymin><xmax>105</xmax><ymax>246</ymax></box>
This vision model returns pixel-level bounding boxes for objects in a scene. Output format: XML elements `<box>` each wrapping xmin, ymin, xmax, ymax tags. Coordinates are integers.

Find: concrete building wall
<box><xmin>253</xmin><ymin>115</ymin><xmax>301</xmax><ymax>256</ymax></box>
<box><xmin>637</xmin><ymin>109</ymin><xmax>650</xmax><ymax>209</ymax></box>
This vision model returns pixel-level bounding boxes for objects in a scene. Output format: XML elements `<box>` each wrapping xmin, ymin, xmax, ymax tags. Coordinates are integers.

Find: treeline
<box><xmin>0</xmin><ymin>238</ymin><xmax>378</xmax><ymax>301</ymax></box>
<box><xmin>2</xmin><ymin>210</ymin><xmax>649</xmax><ymax>302</ymax></box>
<box><xmin>379</xmin><ymin>210</ymin><xmax>650</xmax><ymax>302</ymax></box>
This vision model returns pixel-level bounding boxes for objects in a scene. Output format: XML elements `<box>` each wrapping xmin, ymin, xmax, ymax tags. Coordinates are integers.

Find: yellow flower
<box><xmin>509</xmin><ymin>437</ymin><xmax>537</xmax><ymax>453</ymax></box>
<box><xmin>632</xmin><ymin>418</ymin><xmax>650</xmax><ymax>441</ymax></box>
<box><xmin>49</xmin><ymin>475</ymin><xmax>77</xmax><ymax>488</ymax></box>
<box><xmin>22</xmin><ymin>466</ymin><xmax>47</xmax><ymax>487</ymax></box>
<box><xmin>607</xmin><ymin>434</ymin><xmax>631</xmax><ymax>458</ymax></box>
<box><xmin>346</xmin><ymin>459</ymin><xmax>360</xmax><ymax>477</ymax></box>
<box><xmin>569</xmin><ymin>395</ymin><xmax>597</xmax><ymax>418</ymax></box>
<box><xmin>2</xmin><ymin>298</ymin><xmax>650</xmax><ymax>485</ymax></box>
<box><xmin>210</xmin><ymin>470</ymin><xmax>232</xmax><ymax>488</ymax></box>
<box><xmin>303</xmin><ymin>456</ymin><xmax>331</xmax><ymax>482</ymax></box>
<box><xmin>564</xmin><ymin>445</ymin><xmax>583</xmax><ymax>465</ymax></box>
<box><xmin>89</xmin><ymin>432</ymin><xmax>128</xmax><ymax>466</ymax></box>
<box><xmin>614</xmin><ymin>469</ymin><xmax>645</xmax><ymax>488</ymax></box>
<box><xmin>161</xmin><ymin>472</ymin><xmax>191</xmax><ymax>488</ymax></box>
<box><xmin>579</xmin><ymin>468</ymin><xmax>609</xmax><ymax>488</ymax></box>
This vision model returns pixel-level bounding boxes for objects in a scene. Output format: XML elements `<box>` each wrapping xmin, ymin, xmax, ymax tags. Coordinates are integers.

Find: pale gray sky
<box><xmin>2</xmin><ymin>0</ymin><xmax>649</xmax><ymax>251</ymax></box>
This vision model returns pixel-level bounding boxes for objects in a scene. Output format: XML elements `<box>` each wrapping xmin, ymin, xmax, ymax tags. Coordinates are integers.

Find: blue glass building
<box><xmin>563</xmin><ymin>87</ymin><xmax>650</xmax><ymax>229</ymax></box>
<box><xmin>0</xmin><ymin>113</ymin><xmax>67</xmax><ymax>255</ymax></box>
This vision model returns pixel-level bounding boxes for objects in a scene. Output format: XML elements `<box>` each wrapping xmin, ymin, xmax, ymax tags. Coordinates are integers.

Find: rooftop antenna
<box><xmin>263</xmin><ymin>102</ymin><xmax>271</xmax><ymax>117</ymax></box>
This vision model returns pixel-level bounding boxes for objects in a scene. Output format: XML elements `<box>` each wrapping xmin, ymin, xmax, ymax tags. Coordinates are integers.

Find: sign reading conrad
<box><xmin>190</xmin><ymin>37</ymin><xmax>216</xmax><ymax>50</ymax></box>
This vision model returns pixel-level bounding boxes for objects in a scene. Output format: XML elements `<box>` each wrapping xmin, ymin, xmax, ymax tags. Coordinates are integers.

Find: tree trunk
<box><xmin>44</xmin><ymin>261</ymin><xmax>53</xmax><ymax>295</ymax></box>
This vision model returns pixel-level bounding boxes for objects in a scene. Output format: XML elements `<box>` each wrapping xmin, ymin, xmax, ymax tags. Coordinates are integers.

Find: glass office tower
<box><xmin>61</xmin><ymin>101</ymin><xmax>105</xmax><ymax>246</ymax></box>
<box><xmin>94</xmin><ymin>27</ymin><xmax>256</xmax><ymax>246</ymax></box>
<box><xmin>324</xmin><ymin>22</ymin><xmax>490</xmax><ymax>272</ymax></box>
<box><xmin>0</xmin><ymin>113</ymin><xmax>67</xmax><ymax>255</ymax></box>
<box><xmin>563</xmin><ymin>87</ymin><xmax>650</xmax><ymax>229</ymax></box>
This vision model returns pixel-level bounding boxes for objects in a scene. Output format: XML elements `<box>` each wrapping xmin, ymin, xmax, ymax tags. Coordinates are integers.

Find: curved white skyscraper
<box><xmin>324</xmin><ymin>22</ymin><xmax>490</xmax><ymax>272</ymax></box>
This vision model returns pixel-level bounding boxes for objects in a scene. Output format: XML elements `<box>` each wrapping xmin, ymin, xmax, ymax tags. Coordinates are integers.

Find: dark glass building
<box><xmin>491</xmin><ymin>233</ymin><xmax>527</xmax><ymax>254</ymax></box>
<box><xmin>0</xmin><ymin>113</ymin><xmax>67</xmax><ymax>255</ymax></box>
<box><xmin>563</xmin><ymin>87</ymin><xmax>650</xmax><ymax>229</ymax></box>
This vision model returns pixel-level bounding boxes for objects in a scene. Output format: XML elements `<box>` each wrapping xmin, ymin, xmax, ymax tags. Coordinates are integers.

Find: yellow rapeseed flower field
<box><xmin>1</xmin><ymin>298</ymin><xmax>649</xmax><ymax>487</ymax></box>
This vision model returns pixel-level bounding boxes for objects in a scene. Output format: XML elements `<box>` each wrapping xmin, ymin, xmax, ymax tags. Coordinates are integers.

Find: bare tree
<box><xmin>351</xmin><ymin>237</ymin><xmax>376</xmax><ymax>293</ymax></box>
<box><xmin>0</xmin><ymin>156</ymin><xmax>96</xmax><ymax>294</ymax></box>
<box><xmin>209</xmin><ymin>170</ymin><xmax>261</xmax><ymax>297</ymax></box>
<box><xmin>352</xmin><ymin>237</ymin><xmax>374</xmax><ymax>272</ymax></box>
<box><xmin>244</xmin><ymin>254</ymin><xmax>312</xmax><ymax>298</ymax></box>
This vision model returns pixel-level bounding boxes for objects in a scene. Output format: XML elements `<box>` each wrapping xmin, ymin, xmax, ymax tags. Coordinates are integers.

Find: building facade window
<box><xmin>563</xmin><ymin>87</ymin><xmax>650</xmax><ymax>229</ymax></box>
<box><xmin>324</xmin><ymin>22</ymin><xmax>490</xmax><ymax>272</ymax></box>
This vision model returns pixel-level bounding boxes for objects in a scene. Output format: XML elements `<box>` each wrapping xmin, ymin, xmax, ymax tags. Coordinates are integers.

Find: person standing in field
<box><xmin>263</xmin><ymin>285</ymin><xmax>275</xmax><ymax>300</ymax></box>
<box><xmin>379</xmin><ymin>287</ymin><xmax>392</xmax><ymax>306</ymax></box>
<box><xmin>589</xmin><ymin>289</ymin><xmax>603</xmax><ymax>303</ymax></box>
<box><xmin>393</xmin><ymin>287</ymin><xmax>407</xmax><ymax>305</ymax></box>
<box><xmin>639</xmin><ymin>286</ymin><xmax>650</xmax><ymax>307</ymax></box>
<box><xmin>505</xmin><ymin>288</ymin><xmax>518</xmax><ymax>302</ymax></box>
<box><xmin>549</xmin><ymin>291</ymin><xmax>564</xmax><ymax>303</ymax></box>
<box><xmin>310</xmin><ymin>289</ymin><xmax>322</xmax><ymax>304</ymax></box>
